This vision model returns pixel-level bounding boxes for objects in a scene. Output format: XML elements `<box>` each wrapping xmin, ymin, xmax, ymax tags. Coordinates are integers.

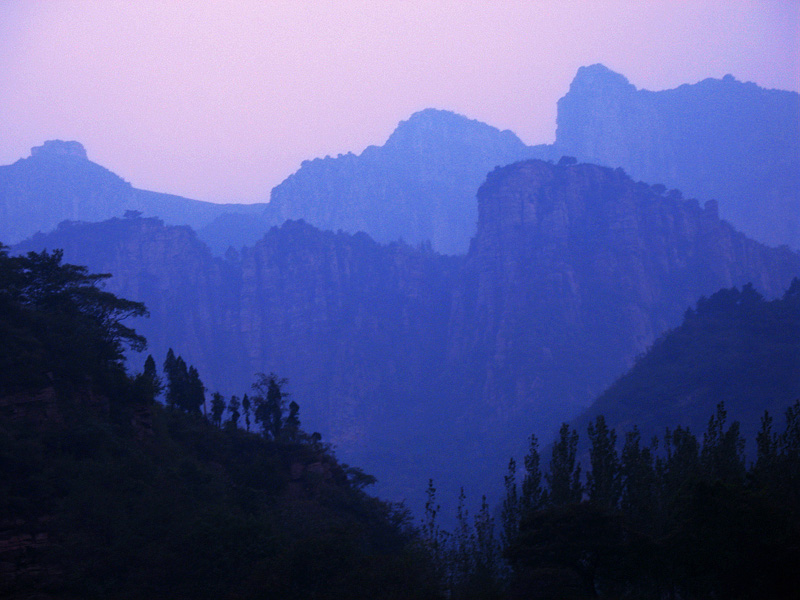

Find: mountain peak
<box><xmin>31</xmin><ymin>140</ymin><xmax>88</xmax><ymax>160</ymax></box>
<box><xmin>385</xmin><ymin>108</ymin><xmax>524</xmax><ymax>149</ymax></box>
<box><xmin>569</xmin><ymin>63</ymin><xmax>635</xmax><ymax>94</ymax></box>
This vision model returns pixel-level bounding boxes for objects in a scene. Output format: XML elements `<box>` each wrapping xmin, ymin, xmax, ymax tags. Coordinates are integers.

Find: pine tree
<box><xmin>546</xmin><ymin>423</ymin><xmax>582</xmax><ymax>506</ymax></box>
<box><xmin>210</xmin><ymin>392</ymin><xmax>226</xmax><ymax>428</ymax></box>
<box><xmin>163</xmin><ymin>349</ymin><xmax>179</xmax><ymax>409</ymax></box>
<box><xmin>500</xmin><ymin>458</ymin><xmax>519</xmax><ymax>548</ymax></box>
<box><xmin>619</xmin><ymin>426</ymin><xmax>657</xmax><ymax>526</ymax></box>
<box><xmin>700</xmin><ymin>402</ymin><xmax>745</xmax><ymax>484</ymax></box>
<box><xmin>521</xmin><ymin>434</ymin><xmax>545</xmax><ymax>514</ymax></box>
<box><xmin>586</xmin><ymin>415</ymin><xmax>621</xmax><ymax>510</ymax></box>
<box><xmin>185</xmin><ymin>366</ymin><xmax>205</xmax><ymax>414</ymax></box>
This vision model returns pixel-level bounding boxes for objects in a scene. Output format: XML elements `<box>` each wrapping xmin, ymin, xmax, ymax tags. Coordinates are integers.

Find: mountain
<box><xmin>262</xmin><ymin>66</ymin><xmax>799</xmax><ymax>253</ymax></box>
<box><xmin>0</xmin><ymin>140</ymin><xmax>268</xmax><ymax>248</ymax></box>
<box><xmin>552</xmin><ymin>64</ymin><xmax>800</xmax><ymax>249</ymax></box>
<box><xmin>569</xmin><ymin>280</ymin><xmax>800</xmax><ymax>454</ymax></box>
<box><xmin>15</xmin><ymin>159</ymin><xmax>800</xmax><ymax>512</ymax></box>
<box><xmin>264</xmin><ymin>109</ymin><xmax>545</xmax><ymax>254</ymax></box>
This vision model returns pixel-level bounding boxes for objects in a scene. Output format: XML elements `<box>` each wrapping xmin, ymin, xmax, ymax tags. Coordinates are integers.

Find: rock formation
<box><xmin>265</xmin><ymin>108</ymin><xmax>542</xmax><ymax>254</ymax></box>
<box><xmin>0</xmin><ymin>142</ymin><xmax>268</xmax><ymax>247</ymax></box>
<box><xmin>553</xmin><ymin>64</ymin><xmax>800</xmax><ymax>249</ymax></box>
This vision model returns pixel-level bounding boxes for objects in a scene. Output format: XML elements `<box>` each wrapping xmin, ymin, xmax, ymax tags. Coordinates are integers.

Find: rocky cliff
<box><xmin>265</xmin><ymin>109</ymin><xmax>542</xmax><ymax>254</ymax></box>
<box><xmin>14</xmin><ymin>161</ymin><xmax>800</xmax><ymax>510</ymax></box>
<box><xmin>445</xmin><ymin>161</ymin><xmax>800</xmax><ymax>458</ymax></box>
<box><xmin>553</xmin><ymin>64</ymin><xmax>800</xmax><ymax>249</ymax></box>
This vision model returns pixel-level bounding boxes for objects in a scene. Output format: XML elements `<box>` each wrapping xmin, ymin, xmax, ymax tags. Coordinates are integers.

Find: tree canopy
<box><xmin>0</xmin><ymin>244</ymin><xmax>147</xmax><ymax>394</ymax></box>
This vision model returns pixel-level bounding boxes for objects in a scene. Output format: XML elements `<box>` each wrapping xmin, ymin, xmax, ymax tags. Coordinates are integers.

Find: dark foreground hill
<box><xmin>570</xmin><ymin>280</ymin><xmax>800</xmax><ymax>454</ymax></box>
<box><xmin>0</xmin><ymin>245</ymin><xmax>438</xmax><ymax>600</ymax></box>
<box><xmin>14</xmin><ymin>160</ymin><xmax>800</xmax><ymax>512</ymax></box>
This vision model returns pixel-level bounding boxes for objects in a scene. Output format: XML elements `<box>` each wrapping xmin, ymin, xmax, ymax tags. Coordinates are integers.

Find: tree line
<box><xmin>421</xmin><ymin>401</ymin><xmax>800</xmax><ymax>599</ymax></box>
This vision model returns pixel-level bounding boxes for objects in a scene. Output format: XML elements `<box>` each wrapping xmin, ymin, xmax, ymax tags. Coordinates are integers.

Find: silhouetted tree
<box><xmin>619</xmin><ymin>427</ymin><xmax>657</xmax><ymax>527</ymax></box>
<box><xmin>226</xmin><ymin>395</ymin><xmax>241</xmax><ymax>429</ymax></box>
<box><xmin>252</xmin><ymin>373</ymin><xmax>288</xmax><ymax>439</ymax></box>
<box><xmin>586</xmin><ymin>416</ymin><xmax>621</xmax><ymax>510</ymax></box>
<box><xmin>546</xmin><ymin>424</ymin><xmax>582</xmax><ymax>506</ymax></box>
<box><xmin>500</xmin><ymin>458</ymin><xmax>519</xmax><ymax>548</ymax></box>
<box><xmin>210</xmin><ymin>392</ymin><xmax>226</xmax><ymax>428</ymax></box>
<box><xmin>241</xmin><ymin>393</ymin><xmax>251</xmax><ymax>432</ymax></box>
<box><xmin>284</xmin><ymin>400</ymin><xmax>300</xmax><ymax>441</ymax></box>
<box><xmin>700</xmin><ymin>402</ymin><xmax>745</xmax><ymax>484</ymax></box>
<box><xmin>0</xmin><ymin>246</ymin><xmax>146</xmax><ymax>392</ymax></box>
<box><xmin>520</xmin><ymin>434</ymin><xmax>545</xmax><ymax>515</ymax></box>
<box><xmin>186</xmin><ymin>365</ymin><xmax>205</xmax><ymax>414</ymax></box>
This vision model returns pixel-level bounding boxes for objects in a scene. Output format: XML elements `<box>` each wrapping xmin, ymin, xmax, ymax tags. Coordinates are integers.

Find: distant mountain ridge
<box><xmin>553</xmin><ymin>64</ymin><xmax>800</xmax><ymax>249</ymax></box>
<box><xmin>0</xmin><ymin>140</ymin><xmax>267</xmax><ymax>246</ymax></box>
<box><xmin>4</xmin><ymin>65</ymin><xmax>797</xmax><ymax>254</ymax></box>
<box><xmin>14</xmin><ymin>160</ymin><xmax>800</xmax><ymax>511</ymax></box>
<box><xmin>264</xmin><ymin>108</ymin><xmax>544</xmax><ymax>254</ymax></box>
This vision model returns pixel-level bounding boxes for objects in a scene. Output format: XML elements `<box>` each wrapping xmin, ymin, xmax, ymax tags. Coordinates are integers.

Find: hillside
<box><xmin>0</xmin><ymin>245</ymin><xmax>438</xmax><ymax>599</ymax></box>
<box><xmin>570</xmin><ymin>280</ymin><xmax>800</xmax><ymax>451</ymax></box>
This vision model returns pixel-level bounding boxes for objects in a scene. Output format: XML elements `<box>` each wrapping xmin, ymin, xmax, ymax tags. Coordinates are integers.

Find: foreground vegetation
<box><xmin>0</xmin><ymin>246</ymin><xmax>438</xmax><ymax>599</ymax></box>
<box><xmin>420</xmin><ymin>282</ymin><xmax>800</xmax><ymax>599</ymax></box>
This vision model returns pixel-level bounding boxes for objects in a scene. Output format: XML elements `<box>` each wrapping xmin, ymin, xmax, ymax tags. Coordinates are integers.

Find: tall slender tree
<box><xmin>546</xmin><ymin>423</ymin><xmax>582</xmax><ymax>506</ymax></box>
<box><xmin>586</xmin><ymin>415</ymin><xmax>621</xmax><ymax>510</ymax></box>
<box><xmin>210</xmin><ymin>392</ymin><xmax>226</xmax><ymax>428</ymax></box>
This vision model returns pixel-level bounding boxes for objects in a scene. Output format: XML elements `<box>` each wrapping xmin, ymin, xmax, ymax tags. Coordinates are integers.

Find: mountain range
<box><xmin>5</xmin><ymin>64</ymin><xmax>800</xmax><ymax>510</ymax></box>
<box><xmin>14</xmin><ymin>159</ymin><xmax>800</xmax><ymax>510</ymax></box>
<box><xmin>3</xmin><ymin>65</ymin><xmax>797</xmax><ymax>255</ymax></box>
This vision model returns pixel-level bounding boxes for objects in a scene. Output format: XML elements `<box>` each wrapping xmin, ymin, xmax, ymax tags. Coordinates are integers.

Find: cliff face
<box><xmin>446</xmin><ymin>161</ymin><xmax>800</xmax><ymax>450</ymax></box>
<box><xmin>266</xmin><ymin>109</ymin><xmax>541</xmax><ymax>254</ymax></box>
<box><xmin>14</xmin><ymin>162</ymin><xmax>800</xmax><ymax>510</ymax></box>
<box><xmin>553</xmin><ymin>64</ymin><xmax>800</xmax><ymax>249</ymax></box>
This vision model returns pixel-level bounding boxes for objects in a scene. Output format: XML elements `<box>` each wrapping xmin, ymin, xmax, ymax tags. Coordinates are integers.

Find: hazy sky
<box><xmin>1</xmin><ymin>1</ymin><xmax>798</xmax><ymax>204</ymax></box>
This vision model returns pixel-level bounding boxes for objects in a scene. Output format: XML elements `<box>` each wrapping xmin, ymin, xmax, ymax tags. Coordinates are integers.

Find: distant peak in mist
<box><xmin>30</xmin><ymin>140</ymin><xmax>88</xmax><ymax>161</ymax></box>
<box><xmin>385</xmin><ymin>108</ymin><xmax>524</xmax><ymax>149</ymax></box>
<box><xmin>569</xmin><ymin>63</ymin><xmax>635</xmax><ymax>93</ymax></box>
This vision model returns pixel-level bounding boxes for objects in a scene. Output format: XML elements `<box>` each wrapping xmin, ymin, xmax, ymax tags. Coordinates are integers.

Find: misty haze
<box><xmin>1</xmin><ymin>3</ymin><xmax>799</xmax><ymax>599</ymax></box>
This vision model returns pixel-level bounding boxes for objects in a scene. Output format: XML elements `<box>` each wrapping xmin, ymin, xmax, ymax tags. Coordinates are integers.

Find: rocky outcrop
<box><xmin>553</xmin><ymin>64</ymin><xmax>800</xmax><ymax>249</ymax></box>
<box><xmin>30</xmin><ymin>140</ymin><xmax>88</xmax><ymax>160</ymax></box>
<box><xmin>445</xmin><ymin>161</ymin><xmax>800</xmax><ymax>455</ymax></box>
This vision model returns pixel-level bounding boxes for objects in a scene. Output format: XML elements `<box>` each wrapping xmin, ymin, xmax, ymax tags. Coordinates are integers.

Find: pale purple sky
<box><xmin>1</xmin><ymin>1</ymin><xmax>798</xmax><ymax>204</ymax></box>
